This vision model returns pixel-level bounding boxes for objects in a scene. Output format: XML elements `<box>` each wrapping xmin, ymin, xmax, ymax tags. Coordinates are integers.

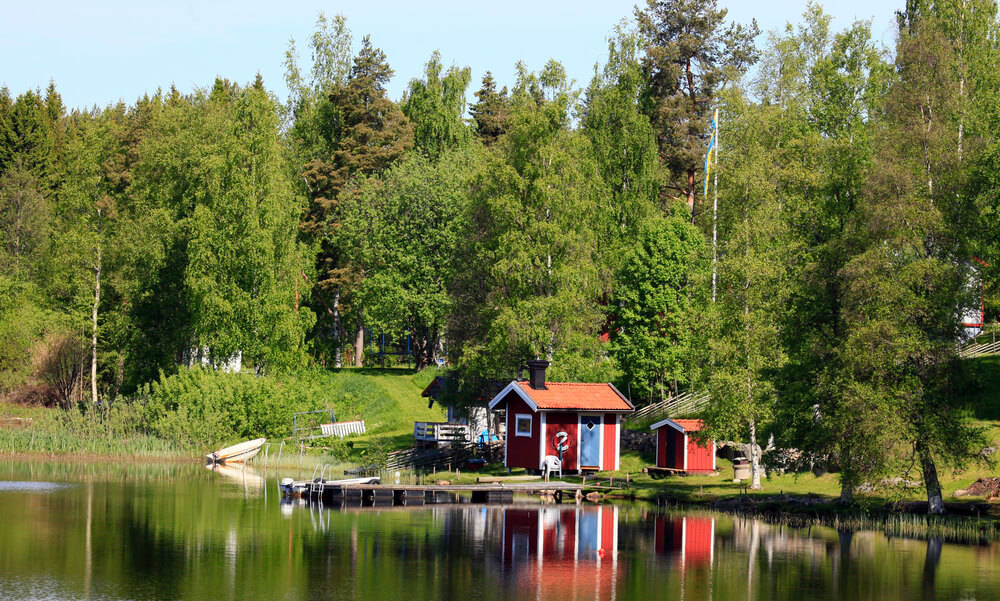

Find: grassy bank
<box><xmin>0</xmin><ymin>366</ymin><xmax>445</xmax><ymax>459</ymax></box>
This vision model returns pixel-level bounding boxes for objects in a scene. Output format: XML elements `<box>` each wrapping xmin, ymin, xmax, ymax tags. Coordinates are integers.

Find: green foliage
<box><xmin>341</xmin><ymin>148</ymin><xmax>481</xmax><ymax>368</ymax></box>
<box><xmin>402</xmin><ymin>51</ymin><xmax>473</xmax><ymax>159</ymax></box>
<box><xmin>452</xmin><ymin>61</ymin><xmax>611</xmax><ymax>380</ymax></box>
<box><xmin>611</xmin><ymin>215</ymin><xmax>705</xmax><ymax>403</ymax></box>
<box><xmin>139</xmin><ymin>368</ymin><xmax>325</xmax><ymax>447</ymax></box>
<box><xmin>582</xmin><ymin>24</ymin><xmax>661</xmax><ymax>260</ymax></box>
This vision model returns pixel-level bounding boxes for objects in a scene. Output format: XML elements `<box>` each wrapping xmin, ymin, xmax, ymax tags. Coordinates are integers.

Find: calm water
<box><xmin>0</xmin><ymin>461</ymin><xmax>998</xmax><ymax>601</ymax></box>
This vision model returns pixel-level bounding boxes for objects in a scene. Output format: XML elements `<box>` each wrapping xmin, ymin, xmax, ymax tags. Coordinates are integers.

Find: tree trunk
<box><xmin>91</xmin><ymin>244</ymin><xmax>101</xmax><ymax>406</ymax></box>
<box><xmin>354</xmin><ymin>312</ymin><xmax>364</xmax><ymax>368</ymax></box>
<box><xmin>839</xmin><ymin>479</ymin><xmax>854</xmax><ymax>504</ymax></box>
<box><xmin>333</xmin><ymin>289</ymin><xmax>342</xmax><ymax>368</ymax></box>
<box><xmin>917</xmin><ymin>439</ymin><xmax>945</xmax><ymax>514</ymax></box>
<box><xmin>839</xmin><ymin>446</ymin><xmax>855</xmax><ymax>504</ymax></box>
<box><xmin>686</xmin><ymin>169</ymin><xmax>695</xmax><ymax>218</ymax></box>
<box><xmin>749</xmin><ymin>417</ymin><xmax>763</xmax><ymax>490</ymax></box>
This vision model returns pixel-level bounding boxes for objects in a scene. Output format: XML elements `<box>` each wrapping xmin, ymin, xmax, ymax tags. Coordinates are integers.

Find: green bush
<box><xmin>138</xmin><ymin>368</ymin><xmax>327</xmax><ymax>447</ymax></box>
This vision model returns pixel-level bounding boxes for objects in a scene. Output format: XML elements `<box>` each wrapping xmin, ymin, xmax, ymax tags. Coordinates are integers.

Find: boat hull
<box><xmin>206</xmin><ymin>438</ymin><xmax>266</xmax><ymax>464</ymax></box>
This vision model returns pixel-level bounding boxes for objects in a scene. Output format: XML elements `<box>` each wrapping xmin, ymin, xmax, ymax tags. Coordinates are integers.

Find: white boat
<box><xmin>206</xmin><ymin>438</ymin><xmax>266</xmax><ymax>464</ymax></box>
<box><xmin>280</xmin><ymin>476</ymin><xmax>381</xmax><ymax>497</ymax></box>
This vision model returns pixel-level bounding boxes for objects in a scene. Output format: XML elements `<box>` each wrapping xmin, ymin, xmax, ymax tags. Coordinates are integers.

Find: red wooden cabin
<box><xmin>488</xmin><ymin>361</ymin><xmax>634</xmax><ymax>473</ymax></box>
<box><xmin>649</xmin><ymin>418</ymin><xmax>716</xmax><ymax>473</ymax></box>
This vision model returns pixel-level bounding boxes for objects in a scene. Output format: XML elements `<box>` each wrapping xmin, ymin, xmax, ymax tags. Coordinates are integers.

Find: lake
<box><xmin>0</xmin><ymin>460</ymin><xmax>998</xmax><ymax>601</ymax></box>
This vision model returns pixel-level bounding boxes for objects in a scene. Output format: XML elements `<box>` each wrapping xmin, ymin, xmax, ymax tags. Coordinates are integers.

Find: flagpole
<box><xmin>711</xmin><ymin>108</ymin><xmax>719</xmax><ymax>304</ymax></box>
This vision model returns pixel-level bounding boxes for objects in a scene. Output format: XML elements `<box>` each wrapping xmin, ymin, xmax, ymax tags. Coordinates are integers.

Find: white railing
<box><xmin>625</xmin><ymin>389</ymin><xmax>712</xmax><ymax>424</ymax></box>
<box><xmin>413</xmin><ymin>422</ymin><xmax>470</xmax><ymax>442</ymax></box>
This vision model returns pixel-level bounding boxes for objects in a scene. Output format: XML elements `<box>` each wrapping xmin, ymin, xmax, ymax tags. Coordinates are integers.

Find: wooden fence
<box><xmin>959</xmin><ymin>339</ymin><xmax>1000</xmax><ymax>359</ymax></box>
<box><xmin>384</xmin><ymin>441</ymin><xmax>503</xmax><ymax>472</ymax></box>
<box><xmin>624</xmin><ymin>389</ymin><xmax>712</xmax><ymax>425</ymax></box>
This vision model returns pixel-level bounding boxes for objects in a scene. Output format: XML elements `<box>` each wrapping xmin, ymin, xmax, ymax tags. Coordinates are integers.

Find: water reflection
<box><xmin>205</xmin><ymin>464</ymin><xmax>266</xmax><ymax>496</ymax></box>
<box><xmin>2</xmin><ymin>460</ymin><xmax>1000</xmax><ymax>601</ymax></box>
<box><xmin>501</xmin><ymin>506</ymin><xmax>621</xmax><ymax>600</ymax></box>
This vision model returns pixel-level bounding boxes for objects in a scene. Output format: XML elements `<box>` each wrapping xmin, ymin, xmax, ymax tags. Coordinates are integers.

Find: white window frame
<box><xmin>514</xmin><ymin>413</ymin><xmax>533</xmax><ymax>437</ymax></box>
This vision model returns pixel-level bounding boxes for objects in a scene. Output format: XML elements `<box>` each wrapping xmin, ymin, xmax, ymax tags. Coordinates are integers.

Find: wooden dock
<box><xmin>283</xmin><ymin>480</ymin><xmax>590</xmax><ymax>507</ymax></box>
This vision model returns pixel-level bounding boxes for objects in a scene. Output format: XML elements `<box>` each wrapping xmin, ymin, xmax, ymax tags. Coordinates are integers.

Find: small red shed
<box><xmin>488</xmin><ymin>360</ymin><xmax>634</xmax><ymax>473</ymax></box>
<box><xmin>649</xmin><ymin>418</ymin><xmax>716</xmax><ymax>473</ymax></box>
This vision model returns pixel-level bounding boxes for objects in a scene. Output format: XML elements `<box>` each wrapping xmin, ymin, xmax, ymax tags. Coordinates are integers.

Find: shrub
<box><xmin>138</xmin><ymin>368</ymin><xmax>326</xmax><ymax>448</ymax></box>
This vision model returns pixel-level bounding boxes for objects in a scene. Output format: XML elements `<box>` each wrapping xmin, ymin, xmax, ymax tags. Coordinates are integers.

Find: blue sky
<box><xmin>1</xmin><ymin>1</ymin><xmax>900</xmax><ymax>110</ymax></box>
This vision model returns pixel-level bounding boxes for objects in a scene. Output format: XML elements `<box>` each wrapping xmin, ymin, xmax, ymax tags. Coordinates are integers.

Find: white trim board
<box><xmin>614</xmin><ymin>414</ymin><xmax>621</xmax><ymax>471</ymax></box>
<box><xmin>537</xmin><ymin>412</ymin><xmax>547</xmax><ymax>469</ymax></box>
<box><xmin>488</xmin><ymin>381</ymin><xmax>538</xmax><ymax>411</ymax></box>
<box><xmin>649</xmin><ymin>417</ymin><xmax>686</xmax><ymax>432</ymax></box>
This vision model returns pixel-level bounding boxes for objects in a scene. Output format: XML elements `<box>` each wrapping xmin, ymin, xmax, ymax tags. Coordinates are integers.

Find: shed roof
<box><xmin>488</xmin><ymin>381</ymin><xmax>633</xmax><ymax>412</ymax></box>
<box><xmin>650</xmin><ymin>418</ymin><xmax>705</xmax><ymax>433</ymax></box>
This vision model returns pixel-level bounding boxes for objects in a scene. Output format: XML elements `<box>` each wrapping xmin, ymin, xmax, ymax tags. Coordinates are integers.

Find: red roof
<box><xmin>515</xmin><ymin>381</ymin><xmax>633</xmax><ymax>412</ymax></box>
<box><xmin>672</xmin><ymin>419</ymin><xmax>704</xmax><ymax>432</ymax></box>
<box><xmin>650</xmin><ymin>418</ymin><xmax>705</xmax><ymax>432</ymax></box>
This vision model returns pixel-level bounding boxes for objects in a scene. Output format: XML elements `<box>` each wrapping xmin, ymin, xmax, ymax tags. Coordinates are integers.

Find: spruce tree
<box><xmin>299</xmin><ymin>35</ymin><xmax>413</xmax><ymax>366</ymax></box>
<box><xmin>635</xmin><ymin>0</ymin><xmax>758</xmax><ymax>218</ymax></box>
<box><xmin>469</xmin><ymin>72</ymin><xmax>510</xmax><ymax>146</ymax></box>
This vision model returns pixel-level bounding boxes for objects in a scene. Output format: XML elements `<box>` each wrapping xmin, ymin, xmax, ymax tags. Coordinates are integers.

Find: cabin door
<box><xmin>579</xmin><ymin>414</ymin><xmax>601</xmax><ymax>468</ymax></box>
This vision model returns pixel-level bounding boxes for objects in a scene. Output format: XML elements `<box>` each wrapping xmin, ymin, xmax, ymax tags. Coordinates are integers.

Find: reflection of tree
<box><xmin>835</xmin><ymin>528</ymin><xmax>854</xmax><ymax>599</ymax></box>
<box><xmin>922</xmin><ymin>536</ymin><xmax>943</xmax><ymax>601</ymax></box>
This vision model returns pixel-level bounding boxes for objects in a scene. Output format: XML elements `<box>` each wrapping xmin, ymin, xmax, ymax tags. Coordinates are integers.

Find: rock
<box><xmin>953</xmin><ymin>489</ymin><xmax>969</xmax><ymax>497</ymax></box>
<box><xmin>964</xmin><ymin>477</ymin><xmax>1000</xmax><ymax>498</ymax></box>
<box><xmin>879</xmin><ymin>477</ymin><xmax>921</xmax><ymax>489</ymax></box>
<box><xmin>435</xmin><ymin>480</ymin><xmax>451</xmax><ymax>486</ymax></box>
<box><xmin>585</xmin><ymin>491</ymin><xmax>602</xmax><ymax>503</ymax></box>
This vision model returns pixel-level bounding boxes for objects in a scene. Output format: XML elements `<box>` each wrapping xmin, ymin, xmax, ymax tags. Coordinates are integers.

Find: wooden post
<box><xmin>298</xmin><ymin>442</ymin><xmax>303</xmax><ymax>480</ymax></box>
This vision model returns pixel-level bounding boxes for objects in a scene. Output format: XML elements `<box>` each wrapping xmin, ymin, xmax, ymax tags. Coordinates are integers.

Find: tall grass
<box><xmin>0</xmin><ymin>404</ymin><xmax>180</xmax><ymax>457</ymax></box>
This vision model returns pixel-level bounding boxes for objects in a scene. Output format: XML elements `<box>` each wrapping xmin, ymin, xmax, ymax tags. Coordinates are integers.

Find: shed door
<box><xmin>580</xmin><ymin>415</ymin><xmax>601</xmax><ymax>467</ymax></box>
<box><xmin>665</xmin><ymin>429</ymin><xmax>677</xmax><ymax>468</ymax></box>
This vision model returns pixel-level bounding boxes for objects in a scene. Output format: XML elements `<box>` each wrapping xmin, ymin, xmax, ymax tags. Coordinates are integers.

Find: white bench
<box><xmin>320</xmin><ymin>420</ymin><xmax>366</xmax><ymax>438</ymax></box>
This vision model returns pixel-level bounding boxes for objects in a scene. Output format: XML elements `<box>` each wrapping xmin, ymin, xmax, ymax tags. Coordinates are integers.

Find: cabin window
<box><xmin>514</xmin><ymin>413</ymin><xmax>533</xmax><ymax>437</ymax></box>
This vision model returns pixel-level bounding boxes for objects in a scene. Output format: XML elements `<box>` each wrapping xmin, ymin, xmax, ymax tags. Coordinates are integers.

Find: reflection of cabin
<box><xmin>650</xmin><ymin>418</ymin><xmax>716</xmax><ymax>473</ymax></box>
<box><xmin>654</xmin><ymin>515</ymin><xmax>715</xmax><ymax>566</ymax></box>
<box><xmin>416</xmin><ymin>376</ymin><xmax>504</xmax><ymax>444</ymax></box>
<box><xmin>502</xmin><ymin>506</ymin><xmax>620</xmax><ymax>600</ymax></box>
<box><xmin>488</xmin><ymin>361</ymin><xmax>634</xmax><ymax>472</ymax></box>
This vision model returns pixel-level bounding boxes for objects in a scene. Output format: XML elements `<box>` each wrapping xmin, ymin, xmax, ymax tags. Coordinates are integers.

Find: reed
<box><xmin>727</xmin><ymin>507</ymin><xmax>1000</xmax><ymax>544</ymax></box>
<box><xmin>0</xmin><ymin>405</ymin><xmax>181</xmax><ymax>457</ymax></box>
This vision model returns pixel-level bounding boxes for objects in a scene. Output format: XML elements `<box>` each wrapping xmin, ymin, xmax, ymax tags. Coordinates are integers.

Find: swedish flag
<box><xmin>703</xmin><ymin>108</ymin><xmax>718</xmax><ymax>197</ymax></box>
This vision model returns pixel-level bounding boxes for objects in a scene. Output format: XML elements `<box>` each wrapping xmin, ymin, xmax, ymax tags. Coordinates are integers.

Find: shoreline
<box><xmin>4</xmin><ymin>451</ymin><xmax>999</xmax><ymax>527</ymax></box>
